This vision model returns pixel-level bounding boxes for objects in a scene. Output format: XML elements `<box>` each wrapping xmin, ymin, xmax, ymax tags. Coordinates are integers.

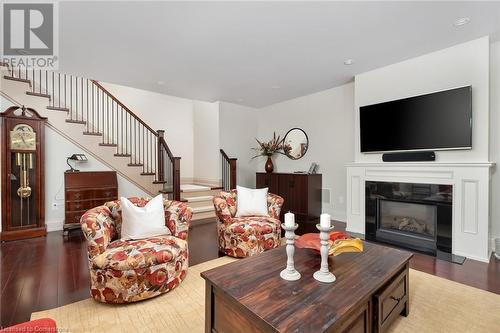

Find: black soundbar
<box><xmin>382</xmin><ymin>151</ymin><xmax>435</xmax><ymax>162</ymax></box>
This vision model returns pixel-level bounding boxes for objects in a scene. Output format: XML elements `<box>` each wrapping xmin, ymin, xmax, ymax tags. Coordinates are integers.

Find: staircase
<box><xmin>0</xmin><ymin>65</ymin><xmax>180</xmax><ymax>199</ymax></box>
<box><xmin>181</xmin><ymin>184</ymin><xmax>222</xmax><ymax>220</ymax></box>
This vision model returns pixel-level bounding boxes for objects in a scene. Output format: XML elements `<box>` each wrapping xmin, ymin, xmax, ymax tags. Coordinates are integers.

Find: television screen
<box><xmin>359</xmin><ymin>86</ymin><xmax>472</xmax><ymax>153</ymax></box>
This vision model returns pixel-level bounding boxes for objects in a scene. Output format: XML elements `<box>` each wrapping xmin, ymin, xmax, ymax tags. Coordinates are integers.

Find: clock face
<box><xmin>10</xmin><ymin>124</ymin><xmax>36</xmax><ymax>151</ymax></box>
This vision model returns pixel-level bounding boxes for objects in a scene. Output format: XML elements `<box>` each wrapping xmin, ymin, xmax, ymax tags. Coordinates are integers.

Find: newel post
<box><xmin>173</xmin><ymin>157</ymin><xmax>181</xmax><ymax>201</ymax></box>
<box><xmin>229</xmin><ymin>158</ymin><xmax>237</xmax><ymax>190</ymax></box>
<box><xmin>157</xmin><ymin>130</ymin><xmax>165</xmax><ymax>181</ymax></box>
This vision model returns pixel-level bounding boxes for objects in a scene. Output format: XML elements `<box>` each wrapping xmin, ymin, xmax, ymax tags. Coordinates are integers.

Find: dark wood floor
<box><xmin>1</xmin><ymin>223</ymin><xmax>500</xmax><ymax>328</ymax></box>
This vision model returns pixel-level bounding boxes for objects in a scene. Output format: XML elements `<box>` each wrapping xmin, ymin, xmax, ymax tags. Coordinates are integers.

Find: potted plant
<box><xmin>252</xmin><ymin>132</ymin><xmax>285</xmax><ymax>173</ymax></box>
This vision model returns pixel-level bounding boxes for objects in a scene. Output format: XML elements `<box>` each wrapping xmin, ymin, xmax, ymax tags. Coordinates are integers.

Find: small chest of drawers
<box><xmin>64</xmin><ymin>171</ymin><xmax>118</xmax><ymax>235</ymax></box>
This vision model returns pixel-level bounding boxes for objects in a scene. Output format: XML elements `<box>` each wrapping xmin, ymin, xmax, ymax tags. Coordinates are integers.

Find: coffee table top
<box><xmin>201</xmin><ymin>241</ymin><xmax>413</xmax><ymax>332</ymax></box>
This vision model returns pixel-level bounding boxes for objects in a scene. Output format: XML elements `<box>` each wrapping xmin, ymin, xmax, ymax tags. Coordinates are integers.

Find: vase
<box><xmin>265</xmin><ymin>156</ymin><xmax>274</xmax><ymax>173</ymax></box>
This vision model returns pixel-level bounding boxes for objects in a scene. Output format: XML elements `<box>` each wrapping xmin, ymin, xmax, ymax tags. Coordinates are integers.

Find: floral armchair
<box><xmin>80</xmin><ymin>197</ymin><xmax>193</xmax><ymax>304</ymax></box>
<box><xmin>213</xmin><ymin>190</ymin><xmax>284</xmax><ymax>257</ymax></box>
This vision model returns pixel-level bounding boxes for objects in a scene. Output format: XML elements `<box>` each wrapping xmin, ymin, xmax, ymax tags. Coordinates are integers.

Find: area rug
<box><xmin>31</xmin><ymin>257</ymin><xmax>500</xmax><ymax>333</ymax></box>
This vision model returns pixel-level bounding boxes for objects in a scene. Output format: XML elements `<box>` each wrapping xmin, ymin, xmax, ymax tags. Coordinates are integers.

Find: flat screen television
<box><xmin>359</xmin><ymin>86</ymin><xmax>472</xmax><ymax>153</ymax></box>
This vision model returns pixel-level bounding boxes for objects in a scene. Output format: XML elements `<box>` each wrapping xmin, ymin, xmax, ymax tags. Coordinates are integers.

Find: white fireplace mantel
<box><xmin>346</xmin><ymin>162</ymin><xmax>494</xmax><ymax>262</ymax></box>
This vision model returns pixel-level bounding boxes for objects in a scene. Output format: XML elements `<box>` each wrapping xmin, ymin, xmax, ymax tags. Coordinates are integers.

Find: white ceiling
<box><xmin>59</xmin><ymin>1</ymin><xmax>500</xmax><ymax>108</ymax></box>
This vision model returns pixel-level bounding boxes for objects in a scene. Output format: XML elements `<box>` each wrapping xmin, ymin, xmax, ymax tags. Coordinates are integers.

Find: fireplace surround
<box><xmin>346</xmin><ymin>162</ymin><xmax>493</xmax><ymax>263</ymax></box>
<box><xmin>365</xmin><ymin>181</ymin><xmax>456</xmax><ymax>260</ymax></box>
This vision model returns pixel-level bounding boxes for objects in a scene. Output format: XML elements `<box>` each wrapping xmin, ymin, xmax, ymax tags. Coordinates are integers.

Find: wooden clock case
<box><xmin>1</xmin><ymin>106</ymin><xmax>47</xmax><ymax>241</ymax></box>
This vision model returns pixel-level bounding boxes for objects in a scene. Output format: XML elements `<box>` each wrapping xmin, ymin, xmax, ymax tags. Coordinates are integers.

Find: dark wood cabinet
<box><xmin>256</xmin><ymin>172</ymin><xmax>322</xmax><ymax>234</ymax></box>
<box><xmin>64</xmin><ymin>171</ymin><xmax>118</xmax><ymax>234</ymax></box>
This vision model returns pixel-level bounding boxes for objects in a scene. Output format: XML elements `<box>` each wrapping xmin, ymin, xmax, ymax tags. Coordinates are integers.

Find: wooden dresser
<box><xmin>256</xmin><ymin>172</ymin><xmax>322</xmax><ymax>235</ymax></box>
<box><xmin>64</xmin><ymin>171</ymin><xmax>118</xmax><ymax>234</ymax></box>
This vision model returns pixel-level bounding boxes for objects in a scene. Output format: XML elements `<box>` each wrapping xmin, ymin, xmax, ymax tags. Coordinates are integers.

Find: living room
<box><xmin>1</xmin><ymin>1</ymin><xmax>500</xmax><ymax>332</ymax></box>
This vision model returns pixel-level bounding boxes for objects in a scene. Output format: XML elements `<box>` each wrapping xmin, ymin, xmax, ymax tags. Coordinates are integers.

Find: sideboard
<box><xmin>256</xmin><ymin>172</ymin><xmax>322</xmax><ymax>234</ymax></box>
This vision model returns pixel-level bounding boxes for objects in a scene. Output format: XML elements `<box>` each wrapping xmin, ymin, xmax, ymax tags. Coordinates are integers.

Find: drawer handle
<box><xmin>390</xmin><ymin>295</ymin><xmax>402</xmax><ymax>302</ymax></box>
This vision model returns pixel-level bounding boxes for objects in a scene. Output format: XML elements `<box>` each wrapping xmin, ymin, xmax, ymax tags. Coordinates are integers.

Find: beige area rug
<box><xmin>32</xmin><ymin>258</ymin><xmax>500</xmax><ymax>333</ymax></box>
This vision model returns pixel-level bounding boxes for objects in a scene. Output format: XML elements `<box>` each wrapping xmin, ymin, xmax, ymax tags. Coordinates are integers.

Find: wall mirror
<box><xmin>283</xmin><ymin>128</ymin><xmax>309</xmax><ymax>160</ymax></box>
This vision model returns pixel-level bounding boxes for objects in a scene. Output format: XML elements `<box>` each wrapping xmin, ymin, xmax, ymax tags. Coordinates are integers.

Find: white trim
<box><xmin>346</xmin><ymin>163</ymin><xmax>491</xmax><ymax>262</ymax></box>
<box><xmin>46</xmin><ymin>220</ymin><xmax>63</xmax><ymax>232</ymax></box>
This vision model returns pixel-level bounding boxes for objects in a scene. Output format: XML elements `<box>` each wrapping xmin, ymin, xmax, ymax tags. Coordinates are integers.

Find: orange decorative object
<box><xmin>296</xmin><ymin>232</ymin><xmax>363</xmax><ymax>256</ymax></box>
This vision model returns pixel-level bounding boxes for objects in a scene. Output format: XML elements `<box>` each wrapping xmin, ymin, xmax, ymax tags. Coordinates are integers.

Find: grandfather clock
<box><xmin>1</xmin><ymin>106</ymin><xmax>47</xmax><ymax>241</ymax></box>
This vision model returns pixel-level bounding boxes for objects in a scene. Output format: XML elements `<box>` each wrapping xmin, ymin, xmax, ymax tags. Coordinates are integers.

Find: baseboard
<box><xmin>46</xmin><ymin>219</ymin><xmax>63</xmax><ymax>232</ymax></box>
<box><xmin>331</xmin><ymin>210</ymin><xmax>347</xmax><ymax>223</ymax></box>
<box><xmin>453</xmin><ymin>250</ymin><xmax>490</xmax><ymax>263</ymax></box>
<box><xmin>490</xmin><ymin>235</ymin><xmax>498</xmax><ymax>256</ymax></box>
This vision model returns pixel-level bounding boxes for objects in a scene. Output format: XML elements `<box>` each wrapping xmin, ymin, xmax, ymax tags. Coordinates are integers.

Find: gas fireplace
<box><xmin>365</xmin><ymin>181</ymin><xmax>458</xmax><ymax>261</ymax></box>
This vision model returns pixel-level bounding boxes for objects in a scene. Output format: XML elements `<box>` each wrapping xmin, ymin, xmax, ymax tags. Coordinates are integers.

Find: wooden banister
<box><xmin>90</xmin><ymin>80</ymin><xmax>158</xmax><ymax>136</ymax></box>
<box><xmin>220</xmin><ymin>149</ymin><xmax>237</xmax><ymax>191</ymax></box>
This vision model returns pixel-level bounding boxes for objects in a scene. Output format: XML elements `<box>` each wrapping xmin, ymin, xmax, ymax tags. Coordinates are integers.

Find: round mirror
<box><xmin>283</xmin><ymin>128</ymin><xmax>309</xmax><ymax>160</ymax></box>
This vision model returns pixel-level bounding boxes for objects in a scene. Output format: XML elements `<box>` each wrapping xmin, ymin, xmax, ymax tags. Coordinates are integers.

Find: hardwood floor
<box><xmin>1</xmin><ymin>222</ymin><xmax>500</xmax><ymax>328</ymax></box>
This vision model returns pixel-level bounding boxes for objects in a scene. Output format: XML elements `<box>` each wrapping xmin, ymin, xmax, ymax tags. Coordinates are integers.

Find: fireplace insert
<box><xmin>365</xmin><ymin>181</ymin><xmax>458</xmax><ymax>261</ymax></box>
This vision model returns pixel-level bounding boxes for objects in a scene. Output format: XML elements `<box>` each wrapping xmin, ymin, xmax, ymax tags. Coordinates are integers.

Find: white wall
<box><xmin>489</xmin><ymin>40</ymin><xmax>500</xmax><ymax>243</ymax></box>
<box><xmin>219</xmin><ymin>102</ymin><xmax>260</xmax><ymax>188</ymax></box>
<box><xmin>100</xmin><ymin>82</ymin><xmax>195</xmax><ymax>180</ymax></box>
<box><xmin>44</xmin><ymin>126</ymin><xmax>148</xmax><ymax>231</ymax></box>
<box><xmin>257</xmin><ymin>83</ymin><xmax>355</xmax><ymax>221</ymax></box>
<box><xmin>193</xmin><ymin>101</ymin><xmax>220</xmax><ymax>183</ymax></box>
<box><xmin>354</xmin><ymin>36</ymin><xmax>490</xmax><ymax>163</ymax></box>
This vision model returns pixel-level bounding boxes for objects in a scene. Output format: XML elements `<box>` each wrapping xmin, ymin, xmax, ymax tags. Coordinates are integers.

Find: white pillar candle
<box><xmin>284</xmin><ymin>212</ymin><xmax>295</xmax><ymax>227</ymax></box>
<box><xmin>320</xmin><ymin>213</ymin><xmax>331</xmax><ymax>228</ymax></box>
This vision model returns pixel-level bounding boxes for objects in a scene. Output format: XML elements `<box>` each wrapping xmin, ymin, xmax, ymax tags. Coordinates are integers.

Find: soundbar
<box><xmin>382</xmin><ymin>151</ymin><xmax>435</xmax><ymax>162</ymax></box>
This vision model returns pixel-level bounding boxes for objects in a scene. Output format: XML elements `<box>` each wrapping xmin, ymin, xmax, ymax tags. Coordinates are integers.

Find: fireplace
<box><xmin>365</xmin><ymin>181</ymin><xmax>455</xmax><ymax>260</ymax></box>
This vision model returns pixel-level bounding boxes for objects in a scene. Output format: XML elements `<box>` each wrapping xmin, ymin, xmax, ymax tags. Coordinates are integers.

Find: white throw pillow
<box><xmin>236</xmin><ymin>186</ymin><xmax>269</xmax><ymax>217</ymax></box>
<box><xmin>120</xmin><ymin>194</ymin><xmax>171</xmax><ymax>240</ymax></box>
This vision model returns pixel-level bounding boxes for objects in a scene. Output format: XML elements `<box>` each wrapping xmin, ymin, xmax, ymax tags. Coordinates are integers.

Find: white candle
<box><xmin>320</xmin><ymin>213</ymin><xmax>331</xmax><ymax>228</ymax></box>
<box><xmin>284</xmin><ymin>212</ymin><xmax>295</xmax><ymax>227</ymax></box>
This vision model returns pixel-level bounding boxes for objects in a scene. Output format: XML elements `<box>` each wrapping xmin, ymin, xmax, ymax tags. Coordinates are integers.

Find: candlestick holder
<box><xmin>313</xmin><ymin>224</ymin><xmax>336</xmax><ymax>283</ymax></box>
<box><xmin>280</xmin><ymin>223</ymin><xmax>301</xmax><ymax>281</ymax></box>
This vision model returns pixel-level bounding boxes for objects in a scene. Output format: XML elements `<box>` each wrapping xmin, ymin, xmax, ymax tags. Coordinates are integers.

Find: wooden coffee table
<box><xmin>201</xmin><ymin>241</ymin><xmax>413</xmax><ymax>333</ymax></box>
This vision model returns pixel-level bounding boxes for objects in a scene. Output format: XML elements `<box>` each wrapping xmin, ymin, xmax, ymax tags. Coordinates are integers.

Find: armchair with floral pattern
<box><xmin>80</xmin><ymin>197</ymin><xmax>192</xmax><ymax>304</ymax></box>
<box><xmin>213</xmin><ymin>190</ymin><xmax>284</xmax><ymax>257</ymax></box>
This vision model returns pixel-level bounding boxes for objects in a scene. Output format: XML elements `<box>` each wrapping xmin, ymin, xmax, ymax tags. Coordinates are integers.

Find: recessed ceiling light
<box><xmin>453</xmin><ymin>17</ymin><xmax>470</xmax><ymax>26</ymax></box>
<box><xmin>157</xmin><ymin>81</ymin><xmax>165</xmax><ymax>86</ymax></box>
<box><xmin>344</xmin><ymin>59</ymin><xmax>354</xmax><ymax>65</ymax></box>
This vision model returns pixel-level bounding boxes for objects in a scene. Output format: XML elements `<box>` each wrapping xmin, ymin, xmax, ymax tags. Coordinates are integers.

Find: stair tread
<box><xmin>141</xmin><ymin>172</ymin><xmax>155</xmax><ymax>176</ymax></box>
<box><xmin>128</xmin><ymin>163</ymin><xmax>144</xmax><ymax>166</ymax></box>
<box><xmin>99</xmin><ymin>143</ymin><xmax>118</xmax><ymax>147</ymax></box>
<box><xmin>191</xmin><ymin>205</ymin><xmax>215</xmax><ymax>213</ymax></box>
<box><xmin>83</xmin><ymin>132</ymin><xmax>103</xmax><ymax>136</ymax></box>
<box><xmin>47</xmin><ymin>106</ymin><xmax>69</xmax><ymax>112</ymax></box>
<box><xmin>27</xmin><ymin>91</ymin><xmax>51</xmax><ymax>99</ymax></box>
<box><xmin>3</xmin><ymin>75</ymin><xmax>31</xmax><ymax>85</ymax></box>
<box><xmin>183</xmin><ymin>195</ymin><xmax>214</xmax><ymax>202</ymax></box>
<box><xmin>114</xmin><ymin>153</ymin><xmax>131</xmax><ymax>157</ymax></box>
<box><xmin>65</xmin><ymin>119</ymin><xmax>86</xmax><ymax>124</ymax></box>
<box><xmin>180</xmin><ymin>184</ymin><xmax>212</xmax><ymax>192</ymax></box>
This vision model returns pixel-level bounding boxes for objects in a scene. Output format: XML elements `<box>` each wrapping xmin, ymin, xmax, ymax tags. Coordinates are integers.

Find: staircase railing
<box><xmin>157</xmin><ymin>132</ymin><xmax>181</xmax><ymax>200</ymax></box>
<box><xmin>2</xmin><ymin>66</ymin><xmax>180</xmax><ymax>199</ymax></box>
<box><xmin>220</xmin><ymin>149</ymin><xmax>237</xmax><ymax>191</ymax></box>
